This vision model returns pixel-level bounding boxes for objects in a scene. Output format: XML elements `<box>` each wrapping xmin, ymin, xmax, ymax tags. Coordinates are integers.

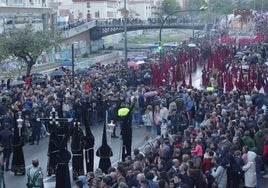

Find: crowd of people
<box><xmin>0</xmin><ymin>15</ymin><xmax>268</xmax><ymax>188</ymax></box>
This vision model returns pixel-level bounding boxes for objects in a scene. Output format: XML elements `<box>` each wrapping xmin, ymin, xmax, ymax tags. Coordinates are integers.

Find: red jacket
<box><xmin>262</xmin><ymin>136</ymin><xmax>268</xmax><ymax>157</ymax></box>
<box><xmin>203</xmin><ymin>157</ymin><xmax>212</xmax><ymax>173</ymax></box>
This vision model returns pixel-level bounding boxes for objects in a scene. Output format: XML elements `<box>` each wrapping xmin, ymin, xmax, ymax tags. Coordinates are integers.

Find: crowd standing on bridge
<box><xmin>0</xmin><ymin>13</ymin><xmax>268</xmax><ymax>188</ymax></box>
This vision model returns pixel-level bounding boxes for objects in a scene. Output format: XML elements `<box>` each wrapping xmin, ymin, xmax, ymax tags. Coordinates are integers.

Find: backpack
<box><xmin>26</xmin><ymin>167</ymin><xmax>42</xmax><ymax>188</ymax></box>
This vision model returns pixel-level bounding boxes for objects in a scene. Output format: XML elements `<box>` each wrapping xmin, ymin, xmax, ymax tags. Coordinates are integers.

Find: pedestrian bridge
<box><xmin>61</xmin><ymin>19</ymin><xmax>208</xmax><ymax>40</ymax></box>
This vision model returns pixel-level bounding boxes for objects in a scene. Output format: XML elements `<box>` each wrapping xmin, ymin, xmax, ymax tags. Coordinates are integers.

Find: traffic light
<box><xmin>158</xmin><ymin>41</ymin><xmax>163</xmax><ymax>51</ymax></box>
<box><xmin>200</xmin><ymin>4</ymin><xmax>207</xmax><ymax>11</ymax></box>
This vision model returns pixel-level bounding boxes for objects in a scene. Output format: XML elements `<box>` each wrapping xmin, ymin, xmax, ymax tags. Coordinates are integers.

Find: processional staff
<box><xmin>16</xmin><ymin>111</ymin><xmax>23</xmax><ymax>137</ymax></box>
<box><xmin>36</xmin><ymin>107</ymin><xmax>73</xmax><ymax>125</ymax></box>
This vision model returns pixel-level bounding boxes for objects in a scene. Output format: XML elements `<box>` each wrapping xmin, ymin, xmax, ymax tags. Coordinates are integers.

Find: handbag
<box><xmin>142</xmin><ymin>114</ymin><xmax>148</xmax><ymax>124</ymax></box>
<box><xmin>211</xmin><ymin>180</ymin><xmax>218</xmax><ymax>188</ymax></box>
<box><xmin>211</xmin><ymin>167</ymin><xmax>225</xmax><ymax>188</ymax></box>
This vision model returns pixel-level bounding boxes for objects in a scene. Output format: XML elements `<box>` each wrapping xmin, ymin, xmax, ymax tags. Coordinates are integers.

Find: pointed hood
<box><xmin>101</xmin><ymin>121</ymin><xmax>108</xmax><ymax>146</ymax></box>
<box><xmin>96</xmin><ymin>121</ymin><xmax>113</xmax><ymax>174</ymax></box>
<box><xmin>96</xmin><ymin>121</ymin><xmax>113</xmax><ymax>157</ymax></box>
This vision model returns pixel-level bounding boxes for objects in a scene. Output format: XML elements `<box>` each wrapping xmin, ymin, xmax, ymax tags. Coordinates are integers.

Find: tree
<box><xmin>188</xmin><ymin>0</ymin><xmax>206</xmax><ymax>10</ymax></box>
<box><xmin>0</xmin><ymin>25</ymin><xmax>61</xmax><ymax>76</ymax></box>
<box><xmin>209</xmin><ymin>0</ymin><xmax>237</xmax><ymax>15</ymax></box>
<box><xmin>160</xmin><ymin>0</ymin><xmax>181</xmax><ymax>16</ymax></box>
<box><xmin>248</xmin><ymin>0</ymin><xmax>268</xmax><ymax>12</ymax></box>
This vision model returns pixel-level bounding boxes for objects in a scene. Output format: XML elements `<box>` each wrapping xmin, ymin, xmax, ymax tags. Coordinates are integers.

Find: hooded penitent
<box><xmin>81</xmin><ymin>108</ymin><xmax>95</xmax><ymax>173</ymax></box>
<box><xmin>96</xmin><ymin>121</ymin><xmax>113</xmax><ymax>174</ymax></box>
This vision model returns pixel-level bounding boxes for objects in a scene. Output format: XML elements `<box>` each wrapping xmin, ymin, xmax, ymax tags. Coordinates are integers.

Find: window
<box><xmin>107</xmin><ymin>2</ymin><xmax>113</xmax><ymax>8</ymax></box>
<box><xmin>13</xmin><ymin>0</ymin><xmax>23</xmax><ymax>4</ymax></box>
<box><xmin>95</xmin><ymin>11</ymin><xmax>100</xmax><ymax>18</ymax></box>
<box><xmin>0</xmin><ymin>0</ymin><xmax>6</xmax><ymax>4</ymax></box>
<box><xmin>87</xmin><ymin>2</ymin><xmax>90</xmax><ymax>8</ymax></box>
<box><xmin>107</xmin><ymin>11</ymin><xmax>113</xmax><ymax>17</ymax></box>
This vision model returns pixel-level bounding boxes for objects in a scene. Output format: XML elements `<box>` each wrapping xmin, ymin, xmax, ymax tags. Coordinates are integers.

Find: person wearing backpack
<box><xmin>229</xmin><ymin>150</ymin><xmax>244</xmax><ymax>188</ymax></box>
<box><xmin>26</xmin><ymin>158</ymin><xmax>44</xmax><ymax>188</ymax></box>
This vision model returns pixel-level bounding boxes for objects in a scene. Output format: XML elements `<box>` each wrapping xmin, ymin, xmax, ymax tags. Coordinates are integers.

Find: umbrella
<box><xmin>245</xmin><ymin>55</ymin><xmax>257</xmax><ymax>63</ymax></box>
<box><xmin>10</xmin><ymin>80</ymin><xmax>25</xmax><ymax>87</ymax></box>
<box><xmin>127</xmin><ymin>61</ymin><xmax>138</xmax><ymax>67</ymax></box>
<box><xmin>118</xmin><ymin>108</ymin><xmax>130</xmax><ymax>117</ymax></box>
<box><xmin>31</xmin><ymin>73</ymin><xmax>45</xmax><ymax>78</ymax></box>
<box><xmin>32</xmin><ymin>79</ymin><xmax>47</xmax><ymax>84</ymax></box>
<box><xmin>234</xmin><ymin>55</ymin><xmax>243</xmax><ymax>59</ymax></box>
<box><xmin>136</xmin><ymin>60</ymin><xmax>145</xmax><ymax>65</ymax></box>
<box><xmin>88</xmin><ymin>69</ymin><xmax>103</xmax><ymax>74</ymax></box>
<box><xmin>50</xmin><ymin>70</ymin><xmax>66</xmax><ymax>77</ymax></box>
<box><xmin>236</xmin><ymin>52</ymin><xmax>244</xmax><ymax>55</ymax></box>
<box><xmin>144</xmin><ymin>91</ymin><xmax>158</xmax><ymax>98</ymax></box>
<box><xmin>134</xmin><ymin>55</ymin><xmax>148</xmax><ymax>60</ymax></box>
<box><xmin>182</xmin><ymin>37</ymin><xmax>189</xmax><ymax>42</ymax></box>
<box><xmin>188</xmin><ymin>43</ymin><xmax>196</xmax><ymax>47</ymax></box>
<box><xmin>76</xmin><ymin>68</ymin><xmax>88</xmax><ymax>75</ymax></box>
<box><xmin>60</xmin><ymin>60</ymin><xmax>73</xmax><ymax>67</ymax></box>
<box><xmin>243</xmin><ymin>50</ymin><xmax>251</xmax><ymax>54</ymax></box>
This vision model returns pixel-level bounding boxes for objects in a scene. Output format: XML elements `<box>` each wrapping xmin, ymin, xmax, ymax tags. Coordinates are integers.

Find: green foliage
<box><xmin>161</xmin><ymin>0</ymin><xmax>181</xmax><ymax>16</ymax></box>
<box><xmin>188</xmin><ymin>0</ymin><xmax>206</xmax><ymax>10</ymax></box>
<box><xmin>126</xmin><ymin>30</ymin><xmax>189</xmax><ymax>44</ymax></box>
<box><xmin>248</xmin><ymin>0</ymin><xmax>268</xmax><ymax>12</ymax></box>
<box><xmin>0</xmin><ymin>24</ymin><xmax>61</xmax><ymax>76</ymax></box>
<box><xmin>82</xmin><ymin>53</ymin><xmax>89</xmax><ymax>58</ymax></box>
<box><xmin>209</xmin><ymin>0</ymin><xmax>237</xmax><ymax>15</ymax></box>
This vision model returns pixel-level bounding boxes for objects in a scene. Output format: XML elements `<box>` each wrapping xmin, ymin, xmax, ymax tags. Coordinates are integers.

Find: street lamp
<box><xmin>159</xmin><ymin>6</ymin><xmax>207</xmax><ymax>63</ymax></box>
<box><xmin>71</xmin><ymin>42</ymin><xmax>78</xmax><ymax>87</ymax></box>
<box><xmin>123</xmin><ymin>0</ymin><xmax>127</xmax><ymax>65</ymax></box>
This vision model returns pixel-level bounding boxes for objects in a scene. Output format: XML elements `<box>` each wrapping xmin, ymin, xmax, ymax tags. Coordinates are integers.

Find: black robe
<box><xmin>47</xmin><ymin>130</ymin><xmax>60</xmax><ymax>176</ymax></box>
<box><xmin>10</xmin><ymin>130</ymin><xmax>25</xmax><ymax>175</ymax></box>
<box><xmin>71</xmin><ymin>123</ymin><xmax>84</xmax><ymax>180</ymax></box>
<box><xmin>96</xmin><ymin>121</ymin><xmax>113</xmax><ymax>174</ymax></box>
<box><xmin>82</xmin><ymin>113</ymin><xmax>95</xmax><ymax>173</ymax></box>
<box><xmin>11</xmin><ymin>113</ymin><xmax>25</xmax><ymax>175</ymax></box>
<box><xmin>55</xmin><ymin>147</ymin><xmax>71</xmax><ymax>188</ymax></box>
<box><xmin>119</xmin><ymin>105</ymin><xmax>134</xmax><ymax>161</ymax></box>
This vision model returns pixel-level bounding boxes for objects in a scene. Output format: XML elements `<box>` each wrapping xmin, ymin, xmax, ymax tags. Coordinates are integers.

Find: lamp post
<box><xmin>71</xmin><ymin>42</ymin><xmax>78</xmax><ymax>87</ymax></box>
<box><xmin>123</xmin><ymin>0</ymin><xmax>127</xmax><ymax>64</ymax></box>
<box><xmin>159</xmin><ymin>7</ymin><xmax>206</xmax><ymax>63</ymax></box>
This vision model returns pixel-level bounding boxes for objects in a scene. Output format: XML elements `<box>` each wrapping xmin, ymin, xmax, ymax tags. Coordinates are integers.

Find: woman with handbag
<box><xmin>143</xmin><ymin>105</ymin><xmax>154</xmax><ymax>133</ymax></box>
<box><xmin>211</xmin><ymin>159</ymin><xmax>228</xmax><ymax>188</ymax></box>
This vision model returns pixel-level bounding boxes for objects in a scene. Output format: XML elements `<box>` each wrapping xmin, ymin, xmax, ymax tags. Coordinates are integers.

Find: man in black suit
<box><xmin>0</xmin><ymin>123</ymin><xmax>12</xmax><ymax>171</ymax></box>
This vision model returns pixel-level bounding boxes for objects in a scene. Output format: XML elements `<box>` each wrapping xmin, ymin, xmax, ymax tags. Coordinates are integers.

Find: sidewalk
<box><xmin>0</xmin><ymin>51</ymin><xmax>119</xmax><ymax>80</ymax></box>
<box><xmin>33</xmin><ymin>51</ymin><xmax>120</xmax><ymax>75</ymax></box>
